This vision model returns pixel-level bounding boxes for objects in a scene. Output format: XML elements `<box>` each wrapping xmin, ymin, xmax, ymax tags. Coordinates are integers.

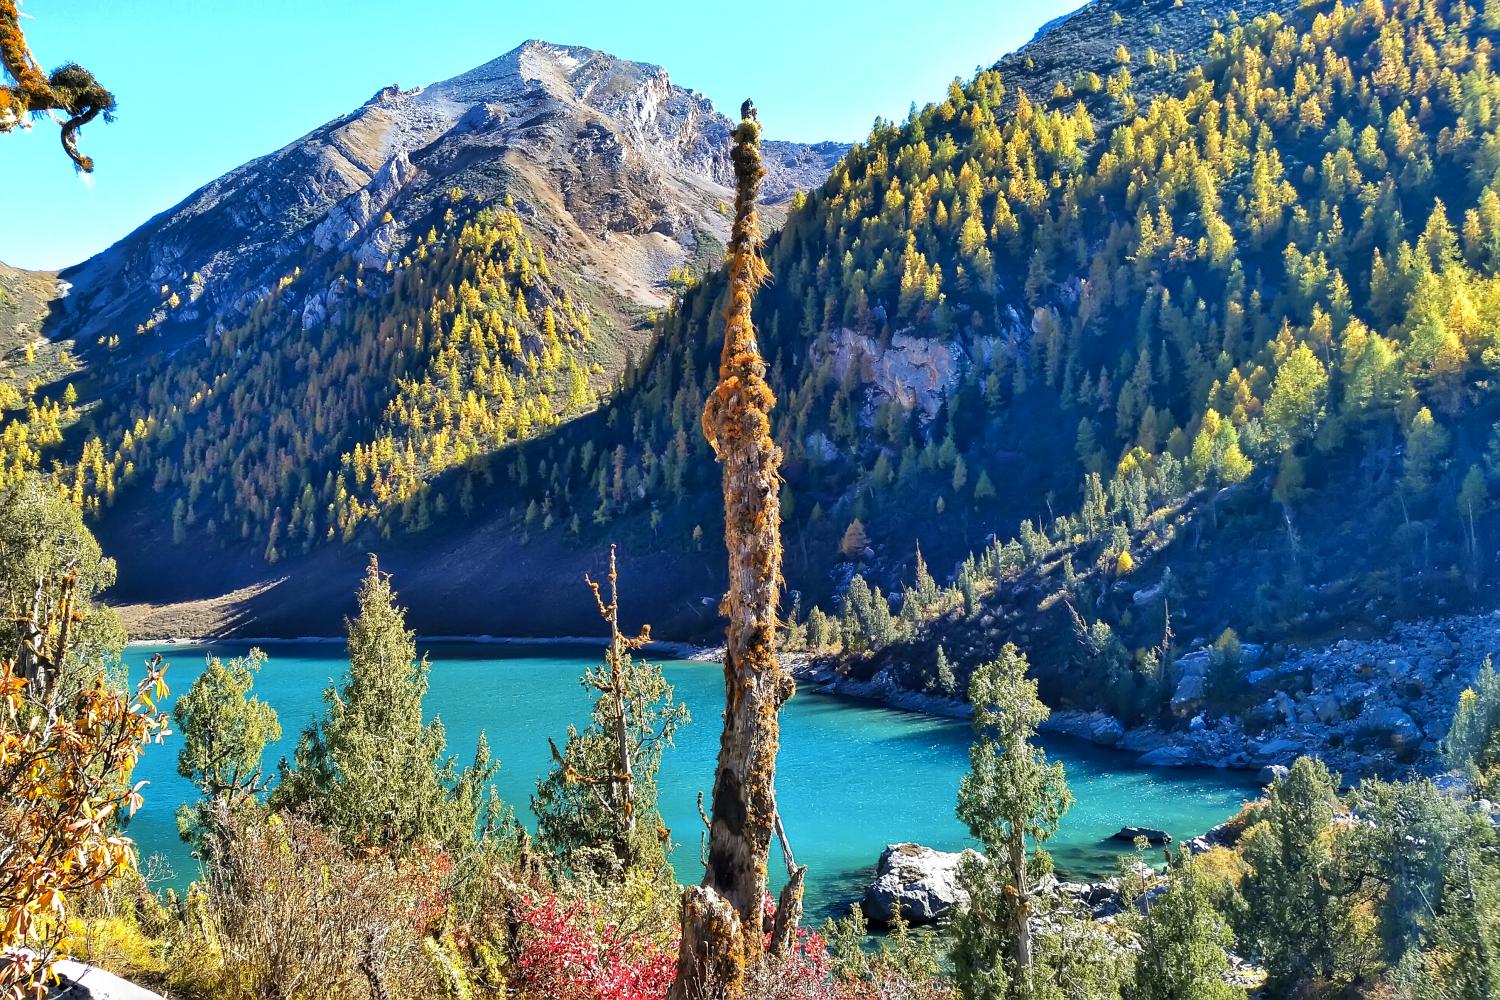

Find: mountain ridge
<box><xmin>7</xmin><ymin>0</ymin><xmax>1350</xmax><ymax>649</ymax></box>
<box><xmin>50</xmin><ymin>38</ymin><xmax>844</xmax><ymax>350</ymax></box>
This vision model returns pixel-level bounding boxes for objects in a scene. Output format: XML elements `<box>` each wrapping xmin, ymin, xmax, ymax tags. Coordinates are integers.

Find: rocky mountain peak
<box><xmin>48</xmin><ymin>40</ymin><xmax>846</xmax><ymax>348</ymax></box>
<box><xmin>439</xmin><ymin>40</ymin><xmax>668</xmax><ymax>106</ymax></box>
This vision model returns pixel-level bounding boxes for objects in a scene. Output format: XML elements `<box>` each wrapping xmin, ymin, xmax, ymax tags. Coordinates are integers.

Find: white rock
<box><xmin>861</xmin><ymin>842</ymin><xmax>981</xmax><ymax>925</ymax></box>
<box><xmin>4</xmin><ymin>952</ymin><xmax>163</xmax><ymax>1000</ymax></box>
<box><xmin>47</xmin><ymin>959</ymin><xmax>164</xmax><ymax>1000</ymax></box>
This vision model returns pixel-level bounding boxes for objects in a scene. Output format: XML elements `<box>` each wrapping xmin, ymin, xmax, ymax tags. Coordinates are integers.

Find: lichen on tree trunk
<box><xmin>0</xmin><ymin>0</ymin><xmax>116</xmax><ymax>171</ymax></box>
<box><xmin>669</xmin><ymin>101</ymin><xmax>803</xmax><ymax>1000</ymax></box>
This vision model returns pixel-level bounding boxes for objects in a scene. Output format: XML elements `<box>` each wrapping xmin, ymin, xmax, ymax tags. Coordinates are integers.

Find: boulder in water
<box><xmin>861</xmin><ymin>842</ymin><xmax>981</xmax><ymax>925</ymax></box>
<box><xmin>1112</xmin><ymin>826</ymin><xmax>1172</xmax><ymax>846</ymax></box>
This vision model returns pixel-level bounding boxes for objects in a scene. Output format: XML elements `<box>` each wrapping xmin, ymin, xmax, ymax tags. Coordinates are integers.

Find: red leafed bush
<box><xmin>509</xmin><ymin>893</ymin><xmax>675</xmax><ymax>1000</ymax></box>
<box><xmin>756</xmin><ymin>892</ymin><xmax>835</xmax><ymax>999</ymax></box>
<box><xmin>508</xmin><ymin>890</ymin><xmax>946</xmax><ymax>1000</ymax></box>
<box><xmin>760</xmin><ymin>928</ymin><xmax>839</xmax><ymax>1000</ymax></box>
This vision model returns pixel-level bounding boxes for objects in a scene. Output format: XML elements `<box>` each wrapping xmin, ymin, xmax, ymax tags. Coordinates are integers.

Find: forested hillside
<box><xmin>6</xmin><ymin>7</ymin><xmax>1500</xmax><ymax>1000</ymax></box>
<box><xmin>13</xmin><ymin>0</ymin><xmax>1500</xmax><ymax>670</ymax></box>
<box><xmin>0</xmin><ymin>41</ymin><xmax>841</xmax><ymax>629</ymax></box>
<box><xmin>477</xmin><ymin>0</ymin><xmax>1500</xmax><ymax>705</ymax></box>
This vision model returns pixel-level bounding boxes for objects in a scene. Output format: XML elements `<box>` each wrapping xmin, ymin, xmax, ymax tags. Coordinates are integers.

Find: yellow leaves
<box><xmin>1</xmin><ymin>653</ymin><xmax>168</xmax><ymax>962</ymax></box>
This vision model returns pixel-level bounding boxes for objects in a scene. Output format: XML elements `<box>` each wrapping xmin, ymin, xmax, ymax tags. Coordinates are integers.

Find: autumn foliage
<box><xmin>0</xmin><ymin>0</ymin><xmax>115</xmax><ymax>170</ymax></box>
<box><xmin>0</xmin><ymin>646</ymin><xmax>168</xmax><ymax>998</ymax></box>
<box><xmin>509</xmin><ymin>893</ymin><xmax>676</xmax><ymax>1000</ymax></box>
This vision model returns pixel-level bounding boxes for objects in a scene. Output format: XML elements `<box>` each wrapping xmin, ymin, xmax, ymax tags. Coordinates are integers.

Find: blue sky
<box><xmin>1</xmin><ymin>0</ymin><xmax>1081</xmax><ymax>271</ymax></box>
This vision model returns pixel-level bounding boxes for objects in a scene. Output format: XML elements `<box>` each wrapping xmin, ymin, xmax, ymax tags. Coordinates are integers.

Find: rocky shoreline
<box><xmin>858</xmin><ymin>817</ymin><xmax>1248</xmax><ymax>929</ymax></box>
<box><xmin>793</xmin><ymin>609</ymin><xmax>1500</xmax><ymax>783</ymax></box>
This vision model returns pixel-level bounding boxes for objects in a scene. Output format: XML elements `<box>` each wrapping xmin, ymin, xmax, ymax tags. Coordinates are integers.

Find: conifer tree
<box><xmin>534</xmin><ymin>546</ymin><xmax>688</xmax><ymax>882</ymax></box>
<box><xmin>1237</xmin><ymin>757</ymin><xmax>1368</xmax><ymax>993</ymax></box>
<box><xmin>840</xmin><ymin>518</ymin><xmax>871</xmax><ymax>561</ymax></box>
<box><xmin>271</xmin><ymin>557</ymin><xmax>495</xmax><ymax>855</ymax></box>
<box><xmin>933</xmin><ymin>645</ymin><xmax>957</xmax><ymax>698</ymax></box>
<box><xmin>951</xmin><ymin>644</ymin><xmax>1072</xmax><ymax>1000</ymax></box>
<box><xmin>173</xmin><ymin>648</ymin><xmax>281</xmax><ymax>851</ymax></box>
<box><xmin>1447</xmin><ymin>657</ymin><xmax>1500</xmax><ymax>796</ymax></box>
<box><xmin>1126</xmin><ymin>858</ymin><xmax>1243</xmax><ymax>1000</ymax></box>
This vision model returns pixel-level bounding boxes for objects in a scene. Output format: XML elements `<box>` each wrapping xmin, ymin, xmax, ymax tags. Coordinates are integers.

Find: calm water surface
<box><xmin>122</xmin><ymin>641</ymin><xmax>1257</xmax><ymax>920</ymax></box>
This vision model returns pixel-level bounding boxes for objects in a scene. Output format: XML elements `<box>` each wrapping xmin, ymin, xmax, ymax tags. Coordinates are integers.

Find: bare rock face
<box><xmin>2</xmin><ymin>952</ymin><xmax>164</xmax><ymax>1000</ymax></box>
<box><xmin>861</xmin><ymin>842</ymin><xmax>981</xmax><ymax>925</ymax></box>
<box><xmin>310</xmin><ymin>147</ymin><xmax>416</xmax><ymax>260</ymax></box>
<box><xmin>820</xmin><ymin>328</ymin><xmax>963</xmax><ymax>421</ymax></box>
<box><xmin>45</xmin><ymin>959</ymin><xmax>164</xmax><ymax>1000</ymax></box>
<box><xmin>52</xmin><ymin>40</ymin><xmax>847</xmax><ymax>349</ymax></box>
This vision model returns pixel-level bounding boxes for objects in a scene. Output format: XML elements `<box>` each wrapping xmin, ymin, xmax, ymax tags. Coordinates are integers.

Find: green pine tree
<box><xmin>271</xmin><ymin>557</ymin><xmax>497</xmax><ymax>854</ymax></box>
<box><xmin>173</xmin><ymin>648</ymin><xmax>281</xmax><ymax>851</ymax></box>
<box><xmin>951</xmin><ymin>644</ymin><xmax>1073</xmax><ymax>1000</ymax></box>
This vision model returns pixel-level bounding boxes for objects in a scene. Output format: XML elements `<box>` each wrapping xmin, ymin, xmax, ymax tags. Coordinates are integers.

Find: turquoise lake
<box><xmin>122</xmin><ymin>641</ymin><xmax>1258</xmax><ymax>920</ymax></box>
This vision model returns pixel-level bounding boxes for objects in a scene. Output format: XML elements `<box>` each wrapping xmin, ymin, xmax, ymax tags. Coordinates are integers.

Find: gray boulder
<box><xmin>861</xmin><ymin>842</ymin><xmax>980</xmax><ymax>925</ymax></box>
<box><xmin>1132</xmin><ymin>581</ymin><xmax>1166</xmax><ymax>606</ymax></box>
<box><xmin>1119</xmin><ymin>726</ymin><xmax>1171</xmax><ymax>754</ymax></box>
<box><xmin>1176</xmin><ymin>650</ymin><xmax>1212</xmax><ymax>676</ymax></box>
<box><xmin>1170</xmin><ymin>672</ymin><xmax>1206</xmax><ymax>716</ymax></box>
<box><xmin>1357</xmin><ymin>705</ymin><xmax>1423</xmax><ymax>749</ymax></box>
<box><xmin>1252</xmin><ymin>737</ymin><xmax>1304</xmax><ymax>763</ymax></box>
<box><xmin>1139</xmin><ymin>745</ymin><xmax>1198</xmax><ymax>767</ymax></box>
<box><xmin>1113</xmin><ymin>826</ymin><xmax>1172</xmax><ymax>846</ymax></box>
<box><xmin>1433</xmin><ymin>773</ymin><xmax>1476</xmax><ymax>798</ymax></box>
<box><xmin>1042</xmin><ymin>710</ymin><xmax>1125</xmax><ymax>747</ymax></box>
<box><xmin>1184</xmin><ymin>816</ymin><xmax>1246</xmax><ymax>855</ymax></box>
<box><xmin>1258</xmin><ymin>764</ymin><xmax>1290</xmax><ymax>786</ymax></box>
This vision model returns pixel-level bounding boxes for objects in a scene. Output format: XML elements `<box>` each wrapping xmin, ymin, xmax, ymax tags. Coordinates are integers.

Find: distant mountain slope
<box><xmin>0</xmin><ymin>263</ymin><xmax>60</xmax><ymax>375</ymax></box>
<box><xmin>408</xmin><ymin>0</ymin><xmax>1500</xmax><ymax>681</ymax></box>
<box><xmin>58</xmin><ymin>40</ymin><xmax>841</xmax><ymax>346</ymax></box>
<box><xmin>444</xmin><ymin>0</ymin><xmax>1343</xmax><ymax>639</ymax></box>
<box><xmin>0</xmin><ymin>41</ymin><xmax>844</xmax><ymax>633</ymax></box>
<box><xmin>114</xmin><ymin>0</ymin><xmax>1326</xmax><ymax>641</ymax></box>
<box><xmin>106</xmin><ymin>0</ymin><xmax>1327</xmax><ymax>642</ymax></box>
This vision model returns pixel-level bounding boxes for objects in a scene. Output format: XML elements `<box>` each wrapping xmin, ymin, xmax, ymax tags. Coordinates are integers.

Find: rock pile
<box><xmin>1047</xmin><ymin>611</ymin><xmax>1500</xmax><ymax>779</ymax></box>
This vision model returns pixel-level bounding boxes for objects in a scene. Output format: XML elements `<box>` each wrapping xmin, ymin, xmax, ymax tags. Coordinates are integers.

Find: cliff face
<box><xmin>51</xmin><ymin>40</ymin><xmax>844</xmax><ymax>348</ymax></box>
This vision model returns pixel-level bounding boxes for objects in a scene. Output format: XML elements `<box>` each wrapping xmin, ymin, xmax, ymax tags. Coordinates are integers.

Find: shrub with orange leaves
<box><xmin>0</xmin><ymin>651</ymin><xmax>169</xmax><ymax>998</ymax></box>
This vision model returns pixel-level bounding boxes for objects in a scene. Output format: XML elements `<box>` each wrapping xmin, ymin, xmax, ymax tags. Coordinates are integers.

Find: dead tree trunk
<box><xmin>586</xmin><ymin>544</ymin><xmax>649</xmax><ymax>859</ymax></box>
<box><xmin>16</xmin><ymin>571</ymin><xmax>76</xmax><ymax>705</ymax></box>
<box><xmin>670</xmin><ymin>100</ymin><xmax>803</xmax><ymax>1000</ymax></box>
<box><xmin>551</xmin><ymin>544</ymin><xmax>653</xmax><ymax>870</ymax></box>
